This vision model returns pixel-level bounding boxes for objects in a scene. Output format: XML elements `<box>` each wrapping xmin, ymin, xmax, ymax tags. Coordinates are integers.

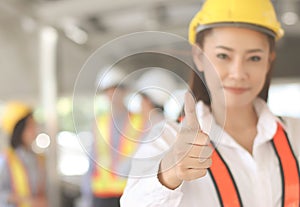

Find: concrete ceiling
<box><xmin>0</xmin><ymin>0</ymin><xmax>300</xmax><ymax>101</ymax></box>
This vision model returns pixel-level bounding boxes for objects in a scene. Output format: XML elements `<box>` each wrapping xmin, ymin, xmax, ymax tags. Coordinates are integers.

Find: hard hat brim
<box><xmin>196</xmin><ymin>22</ymin><xmax>276</xmax><ymax>39</ymax></box>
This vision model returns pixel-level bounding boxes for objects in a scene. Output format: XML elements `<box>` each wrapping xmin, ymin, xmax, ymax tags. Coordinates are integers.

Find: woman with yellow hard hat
<box><xmin>0</xmin><ymin>102</ymin><xmax>48</xmax><ymax>207</ymax></box>
<box><xmin>121</xmin><ymin>0</ymin><xmax>300</xmax><ymax>206</ymax></box>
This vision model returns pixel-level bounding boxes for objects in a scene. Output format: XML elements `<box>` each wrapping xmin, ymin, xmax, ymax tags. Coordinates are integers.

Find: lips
<box><xmin>223</xmin><ymin>86</ymin><xmax>250</xmax><ymax>94</ymax></box>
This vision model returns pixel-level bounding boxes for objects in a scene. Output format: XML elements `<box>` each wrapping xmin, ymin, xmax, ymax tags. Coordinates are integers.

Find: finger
<box><xmin>187</xmin><ymin>131</ymin><xmax>210</xmax><ymax>146</ymax></box>
<box><xmin>174</xmin><ymin>133</ymin><xmax>210</xmax><ymax>161</ymax></box>
<box><xmin>187</xmin><ymin>145</ymin><xmax>213</xmax><ymax>159</ymax></box>
<box><xmin>180</xmin><ymin>157</ymin><xmax>212</xmax><ymax>169</ymax></box>
<box><xmin>186</xmin><ymin>169</ymin><xmax>208</xmax><ymax>181</ymax></box>
<box><xmin>175</xmin><ymin>144</ymin><xmax>212</xmax><ymax>166</ymax></box>
<box><xmin>177</xmin><ymin>168</ymin><xmax>208</xmax><ymax>181</ymax></box>
<box><xmin>183</xmin><ymin>92</ymin><xmax>200</xmax><ymax>129</ymax></box>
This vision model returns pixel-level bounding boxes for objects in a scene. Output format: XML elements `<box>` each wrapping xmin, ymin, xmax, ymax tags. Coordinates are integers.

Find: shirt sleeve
<box><xmin>120</xmin><ymin>121</ymin><xmax>184</xmax><ymax>207</ymax></box>
<box><xmin>121</xmin><ymin>171</ymin><xmax>183</xmax><ymax>207</ymax></box>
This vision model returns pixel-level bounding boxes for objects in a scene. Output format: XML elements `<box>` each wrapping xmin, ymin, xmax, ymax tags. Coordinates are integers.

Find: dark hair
<box><xmin>10</xmin><ymin>113</ymin><xmax>32</xmax><ymax>149</ymax></box>
<box><xmin>190</xmin><ymin>28</ymin><xmax>276</xmax><ymax>105</ymax></box>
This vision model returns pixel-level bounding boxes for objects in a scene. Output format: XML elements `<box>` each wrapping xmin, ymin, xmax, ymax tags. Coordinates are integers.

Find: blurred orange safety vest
<box><xmin>4</xmin><ymin>148</ymin><xmax>32</xmax><ymax>207</ymax></box>
<box><xmin>209</xmin><ymin>123</ymin><xmax>299</xmax><ymax>207</ymax></box>
<box><xmin>91</xmin><ymin>113</ymin><xmax>144</xmax><ymax>197</ymax></box>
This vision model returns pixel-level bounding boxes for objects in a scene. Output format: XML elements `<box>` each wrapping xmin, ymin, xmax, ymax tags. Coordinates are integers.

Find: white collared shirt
<box><xmin>121</xmin><ymin>99</ymin><xmax>300</xmax><ymax>207</ymax></box>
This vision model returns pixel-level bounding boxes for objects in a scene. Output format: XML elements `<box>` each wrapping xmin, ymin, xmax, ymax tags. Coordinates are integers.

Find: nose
<box><xmin>228</xmin><ymin>58</ymin><xmax>247</xmax><ymax>80</ymax></box>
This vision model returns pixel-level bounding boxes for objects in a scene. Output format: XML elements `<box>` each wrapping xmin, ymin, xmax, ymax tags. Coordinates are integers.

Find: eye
<box><xmin>216</xmin><ymin>53</ymin><xmax>228</xmax><ymax>60</ymax></box>
<box><xmin>249</xmin><ymin>56</ymin><xmax>261</xmax><ymax>62</ymax></box>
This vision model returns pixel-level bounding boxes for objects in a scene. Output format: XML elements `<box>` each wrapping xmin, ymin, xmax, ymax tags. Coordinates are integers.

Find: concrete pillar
<box><xmin>39</xmin><ymin>26</ymin><xmax>60</xmax><ymax>207</ymax></box>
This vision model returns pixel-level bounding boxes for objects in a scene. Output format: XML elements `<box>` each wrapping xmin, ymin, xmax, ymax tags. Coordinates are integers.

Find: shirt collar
<box><xmin>254</xmin><ymin>98</ymin><xmax>279</xmax><ymax>143</ymax></box>
<box><xmin>195</xmin><ymin>98</ymin><xmax>279</xmax><ymax>148</ymax></box>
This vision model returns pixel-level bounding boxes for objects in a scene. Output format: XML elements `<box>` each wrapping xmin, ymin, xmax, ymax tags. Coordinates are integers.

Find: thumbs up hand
<box><xmin>158</xmin><ymin>92</ymin><xmax>213</xmax><ymax>189</ymax></box>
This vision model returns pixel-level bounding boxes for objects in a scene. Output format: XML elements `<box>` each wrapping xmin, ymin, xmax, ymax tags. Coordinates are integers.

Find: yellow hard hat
<box><xmin>189</xmin><ymin>0</ymin><xmax>284</xmax><ymax>44</ymax></box>
<box><xmin>1</xmin><ymin>102</ymin><xmax>32</xmax><ymax>135</ymax></box>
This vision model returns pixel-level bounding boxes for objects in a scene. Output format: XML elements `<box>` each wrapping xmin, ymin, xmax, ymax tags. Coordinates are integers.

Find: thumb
<box><xmin>183</xmin><ymin>92</ymin><xmax>200</xmax><ymax>129</ymax></box>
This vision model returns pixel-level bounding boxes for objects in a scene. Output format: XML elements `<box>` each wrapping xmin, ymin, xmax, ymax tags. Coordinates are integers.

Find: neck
<box><xmin>212</xmin><ymin>101</ymin><xmax>257</xmax><ymax>129</ymax></box>
<box><xmin>110</xmin><ymin>100</ymin><xmax>126</xmax><ymax>113</ymax></box>
<box><xmin>212</xmin><ymin>102</ymin><xmax>258</xmax><ymax>154</ymax></box>
<box><xmin>141</xmin><ymin>102</ymin><xmax>153</xmax><ymax>117</ymax></box>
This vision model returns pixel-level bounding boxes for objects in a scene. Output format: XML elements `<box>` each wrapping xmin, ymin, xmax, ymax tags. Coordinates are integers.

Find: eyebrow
<box><xmin>216</xmin><ymin>46</ymin><xmax>264</xmax><ymax>53</ymax></box>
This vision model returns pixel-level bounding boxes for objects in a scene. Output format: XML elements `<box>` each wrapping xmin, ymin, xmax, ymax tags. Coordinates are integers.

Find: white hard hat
<box><xmin>95</xmin><ymin>67</ymin><xmax>126</xmax><ymax>91</ymax></box>
<box><xmin>164</xmin><ymin>89</ymin><xmax>187</xmax><ymax>121</ymax></box>
<box><xmin>135</xmin><ymin>68</ymin><xmax>177</xmax><ymax>107</ymax></box>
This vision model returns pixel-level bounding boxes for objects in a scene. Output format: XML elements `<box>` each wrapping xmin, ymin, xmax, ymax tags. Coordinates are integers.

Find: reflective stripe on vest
<box><xmin>271</xmin><ymin>124</ymin><xmax>300</xmax><ymax>207</ymax></box>
<box><xmin>5</xmin><ymin>148</ymin><xmax>31</xmax><ymax>207</ymax></box>
<box><xmin>208</xmin><ymin>144</ymin><xmax>243</xmax><ymax>207</ymax></box>
<box><xmin>91</xmin><ymin>113</ymin><xmax>144</xmax><ymax>197</ymax></box>
<box><xmin>209</xmin><ymin>123</ymin><xmax>299</xmax><ymax>207</ymax></box>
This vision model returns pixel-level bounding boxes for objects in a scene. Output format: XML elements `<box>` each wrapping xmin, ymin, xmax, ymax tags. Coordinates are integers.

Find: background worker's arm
<box><xmin>0</xmin><ymin>159</ymin><xmax>15</xmax><ymax>207</ymax></box>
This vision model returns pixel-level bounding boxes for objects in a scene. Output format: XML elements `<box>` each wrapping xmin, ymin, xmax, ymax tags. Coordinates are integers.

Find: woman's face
<box><xmin>22</xmin><ymin>116</ymin><xmax>37</xmax><ymax>148</ymax></box>
<box><xmin>194</xmin><ymin>27</ymin><xmax>273</xmax><ymax>108</ymax></box>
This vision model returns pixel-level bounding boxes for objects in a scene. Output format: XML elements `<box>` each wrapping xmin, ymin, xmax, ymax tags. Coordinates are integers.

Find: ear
<box><xmin>270</xmin><ymin>51</ymin><xmax>276</xmax><ymax>62</ymax></box>
<box><xmin>192</xmin><ymin>45</ymin><xmax>204</xmax><ymax>72</ymax></box>
<box><xmin>268</xmin><ymin>51</ymin><xmax>276</xmax><ymax>70</ymax></box>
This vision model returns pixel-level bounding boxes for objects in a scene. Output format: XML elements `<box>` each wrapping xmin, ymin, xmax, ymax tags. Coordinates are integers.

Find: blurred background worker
<box><xmin>122</xmin><ymin>68</ymin><xmax>179</xmax><ymax>177</ymax></box>
<box><xmin>81</xmin><ymin>67</ymin><xmax>145</xmax><ymax>207</ymax></box>
<box><xmin>133</xmin><ymin>68</ymin><xmax>178</xmax><ymax>133</ymax></box>
<box><xmin>0</xmin><ymin>102</ymin><xmax>48</xmax><ymax>207</ymax></box>
<box><xmin>81</xmin><ymin>67</ymin><xmax>178</xmax><ymax>207</ymax></box>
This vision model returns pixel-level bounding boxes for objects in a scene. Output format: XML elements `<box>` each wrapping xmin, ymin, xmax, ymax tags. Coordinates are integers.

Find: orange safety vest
<box><xmin>209</xmin><ymin>123</ymin><xmax>300</xmax><ymax>207</ymax></box>
<box><xmin>91</xmin><ymin>113</ymin><xmax>144</xmax><ymax>197</ymax></box>
<box><xmin>4</xmin><ymin>148</ymin><xmax>32</xmax><ymax>207</ymax></box>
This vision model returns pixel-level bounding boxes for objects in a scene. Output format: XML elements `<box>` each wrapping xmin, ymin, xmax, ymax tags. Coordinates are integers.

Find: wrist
<box><xmin>158</xmin><ymin>160</ymin><xmax>182</xmax><ymax>190</ymax></box>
